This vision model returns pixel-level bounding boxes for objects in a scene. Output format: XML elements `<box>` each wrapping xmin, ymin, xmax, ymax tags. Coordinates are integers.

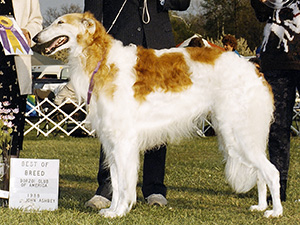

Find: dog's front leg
<box><xmin>107</xmin><ymin>162</ymin><xmax>119</xmax><ymax>211</ymax></box>
<box><xmin>99</xmin><ymin>141</ymin><xmax>140</xmax><ymax>218</ymax></box>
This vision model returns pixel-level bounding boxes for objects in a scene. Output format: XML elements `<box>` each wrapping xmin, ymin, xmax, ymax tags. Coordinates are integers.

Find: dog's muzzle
<box><xmin>33</xmin><ymin>33</ymin><xmax>69</xmax><ymax>55</ymax></box>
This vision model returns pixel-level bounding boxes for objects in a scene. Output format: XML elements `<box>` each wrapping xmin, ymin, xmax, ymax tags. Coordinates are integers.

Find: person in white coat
<box><xmin>0</xmin><ymin>0</ymin><xmax>42</xmax><ymax>157</ymax></box>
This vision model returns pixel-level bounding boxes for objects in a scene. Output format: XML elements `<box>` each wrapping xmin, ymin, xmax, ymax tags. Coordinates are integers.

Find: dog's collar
<box><xmin>87</xmin><ymin>59</ymin><xmax>103</xmax><ymax>105</ymax></box>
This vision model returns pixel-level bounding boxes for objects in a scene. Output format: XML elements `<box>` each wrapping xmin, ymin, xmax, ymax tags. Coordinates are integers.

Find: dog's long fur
<box><xmin>34</xmin><ymin>13</ymin><xmax>283</xmax><ymax>218</ymax></box>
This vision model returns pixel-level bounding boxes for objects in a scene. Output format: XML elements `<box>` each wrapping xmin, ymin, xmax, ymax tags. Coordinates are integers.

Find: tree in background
<box><xmin>172</xmin><ymin>0</ymin><xmax>265</xmax><ymax>52</ymax></box>
<box><xmin>171</xmin><ymin>1</ymin><xmax>206</xmax><ymax>45</ymax></box>
<box><xmin>43</xmin><ymin>4</ymin><xmax>82</xmax><ymax>27</ymax></box>
<box><xmin>170</xmin><ymin>14</ymin><xmax>195</xmax><ymax>45</ymax></box>
<box><xmin>208</xmin><ymin>35</ymin><xmax>256</xmax><ymax>56</ymax></box>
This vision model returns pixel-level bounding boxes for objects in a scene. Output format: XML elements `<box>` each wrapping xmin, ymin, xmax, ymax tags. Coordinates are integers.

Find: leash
<box><xmin>294</xmin><ymin>12</ymin><xmax>300</xmax><ymax>17</ymax></box>
<box><xmin>87</xmin><ymin>57</ymin><xmax>104</xmax><ymax>105</ymax></box>
<box><xmin>107</xmin><ymin>0</ymin><xmax>151</xmax><ymax>33</ymax></box>
<box><xmin>88</xmin><ymin>0</ymin><xmax>152</xmax><ymax>104</ymax></box>
<box><xmin>142</xmin><ymin>0</ymin><xmax>150</xmax><ymax>24</ymax></box>
<box><xmin>107</xmin><ymin>0</ymin><xmax>128</xmax><ymax>33</ymax></box>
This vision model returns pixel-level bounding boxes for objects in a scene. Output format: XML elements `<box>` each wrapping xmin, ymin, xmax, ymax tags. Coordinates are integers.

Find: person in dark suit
<box><xmin>251</xmin><ymin>0</ymin><xmax>300</xmax><ymax>202</ymax></box>
<box><xmin>84</xmin><ymin>0</ymin><xmax>190</xmax><ymax>209</ymax></box>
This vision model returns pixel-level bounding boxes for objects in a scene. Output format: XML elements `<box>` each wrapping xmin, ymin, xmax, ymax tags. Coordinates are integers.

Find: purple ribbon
<box><xmin>11</xmin><ymin>27</ymin><xmax>31</xmax><ymax>53</ymax></box>
<box><xmin>0</xmin><ymin>26</ymin><xmax>11</xmax><ymax>53</ymax></box>
<box><xmin>87</xmin><ymin>61</ymin><xmax>102</xmax><ymax>105</ymax></box>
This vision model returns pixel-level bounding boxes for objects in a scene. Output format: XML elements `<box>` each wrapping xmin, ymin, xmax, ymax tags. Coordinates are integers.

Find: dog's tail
<box><xmin>224</xmin><ymin>156</ymin><xmax>257</xmax><ymax>193</ymax></box>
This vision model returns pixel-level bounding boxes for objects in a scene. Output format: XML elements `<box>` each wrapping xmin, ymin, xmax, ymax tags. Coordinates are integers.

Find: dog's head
<box><xmin>34</xmin><ymin>12</ymin><xmax>102</xmax><ymax>55</ymax></box>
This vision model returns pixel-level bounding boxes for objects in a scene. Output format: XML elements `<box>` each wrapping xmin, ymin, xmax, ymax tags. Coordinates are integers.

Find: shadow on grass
<box><xmin>58</xmin><ymin>186</ymin><xmax>95</xmax><ymax>211</ymax></box>
<box><xmin>137</xmin><ymin>181</ymin><xmax>248</xmax><ymax>198</ymax></box>
<box><xmin>57</xmin><ymin>174</ymin><xmax>98</xmax><ymax>211</ymax></box>
<box><xmin>60</xmin><ymin>173</ymin><xmax>95</xmax><ymax>183</ymax></box>
<box><xmin>58</xmin><ymin>179</ymin><xmax>255</xmax><ymax>212</ymax></box>
<box><xmin>137</xmin><ymin>181</ymin><xmax>256</xmax><ymax>210</ymax></box>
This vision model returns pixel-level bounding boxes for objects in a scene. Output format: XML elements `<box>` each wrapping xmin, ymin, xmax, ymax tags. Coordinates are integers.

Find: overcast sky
<box><xmin>39</xmin><ymin>0</ymin><xmax>84</xmax><ymax>15</ymax></box>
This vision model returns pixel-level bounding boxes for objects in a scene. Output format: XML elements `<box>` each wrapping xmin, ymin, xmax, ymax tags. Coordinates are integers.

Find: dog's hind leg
<box><xmin>234</xmin><ymin>113</ymin><xmax>283</xmax><ymax>217</ymax></box>
<box><xmin>231</xmin><ymin>134</ymin><xmax>282</xmax><ymax>217</ymax></box>
<box><xmin>220</xmin><ymin>131</ymin><xmax>282</xmax><ymax>217</ymax></box>
<box><xmin>213</xmin><ymin>114</ymin><xmax>282</xmax><ymax>217</ymax></box>
<box><xmin>254</xmin><ymin>158</ymin><xmax>283</xmax><ymax>218</ymax></box>
<box><xmin>99</xmin><ymin>141</ymin><xmax>140</xmax><ymax>218</ymax></box>
<box><xmin>239</xmin><ymin>151</ymin><xmax>282</xmax><ymax>217</ymax></box>
<box><xmin>249</xmin><ymin>171</ymin><xmax>268</xmax><ymax>212</ymax></box>
<box><xmin>230</xmin><ymin>131</ymin><xmax>282</xmax><ymax>217</ymax></box>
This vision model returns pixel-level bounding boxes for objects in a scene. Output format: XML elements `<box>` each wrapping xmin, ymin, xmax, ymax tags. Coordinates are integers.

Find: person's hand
<box><xmin>260</xmin><ymin>0</ymin><xmax>267</xmax><ymax>2</ymax></box>
<box><xmin>22</xmin><ymin>29</ymin><xmax>31</xmax><ymax>46</ymax></box>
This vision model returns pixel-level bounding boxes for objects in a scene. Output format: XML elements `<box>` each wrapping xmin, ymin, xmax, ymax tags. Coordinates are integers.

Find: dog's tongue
<box><xmin>45</xmin><ymin>40</ymin><xmax>58</xmax><ymax>54</ymax></box>
<box><xmin>45</xmin><ymin>36</ymin><xmax>66</xmax><ymax>54</ymax></box>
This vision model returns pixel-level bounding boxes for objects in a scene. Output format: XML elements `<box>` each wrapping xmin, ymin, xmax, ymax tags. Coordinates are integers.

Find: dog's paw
<box><xmin>99</xmin><ymin>208</ymin><xmax>126</xmax><ymax>218</ymax></box>
<box><xmin>263</xmin><ymin>209</ymin><xmax>283</xmax><ymax>218</ymax></box>
<box><xmin>249</xmin><ymin>204</ymin><xmax>268</xmax><ymax>212</ymax></box>
<box><xmin>99</xmin><ymin>208</ymin><xmax>118</xmax><ymax>218</ymax></box>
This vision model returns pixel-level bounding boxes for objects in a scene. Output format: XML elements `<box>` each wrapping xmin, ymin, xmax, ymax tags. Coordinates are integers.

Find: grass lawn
<box><xmin>0</xmin><ymin>133</ymin><xmax>300</xmax><ymax>224</ymax></box>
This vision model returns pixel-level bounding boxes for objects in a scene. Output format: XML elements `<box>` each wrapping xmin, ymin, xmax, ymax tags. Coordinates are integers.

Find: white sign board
<box><xmin>9</xmin><ymin>158</ymin><xmax>59</xmax><ymax>211</ymax></box>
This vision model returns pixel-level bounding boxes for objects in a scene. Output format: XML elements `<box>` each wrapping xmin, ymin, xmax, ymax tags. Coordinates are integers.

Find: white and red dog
<box><xmin>34</xmin><ymin>13</ymin><xmax>282</xmax><ymax>218</ymax></box>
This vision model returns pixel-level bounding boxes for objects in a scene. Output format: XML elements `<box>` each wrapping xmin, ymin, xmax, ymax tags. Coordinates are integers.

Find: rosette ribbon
<box><xmin>0</xmin><ymin>16</ymin><xmax>30</xmax><ymax>54</ymax></box>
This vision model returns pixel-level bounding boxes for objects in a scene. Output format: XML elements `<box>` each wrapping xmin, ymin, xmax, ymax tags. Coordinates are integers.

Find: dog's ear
<box><xmin>82</xmin><ymin>18</ymin><xmax>96</xmax><ymax>35</ymax></box>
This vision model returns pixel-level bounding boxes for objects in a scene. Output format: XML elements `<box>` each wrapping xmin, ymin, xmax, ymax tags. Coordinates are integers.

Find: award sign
<box><xmin>0</xmin><ymin>16</ymin><xmax>32</xmax><ymax>55</ymax></box>
<box><xmin>9</xmin><ymin>158</ymin><xmax>60</xmax><ymax>211</ymax></box>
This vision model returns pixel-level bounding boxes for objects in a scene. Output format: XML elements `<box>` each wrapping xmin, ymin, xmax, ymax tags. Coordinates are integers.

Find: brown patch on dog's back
<box><xmin>133</xmin><ymin>47</ymin><xmax>193</xmax><ymax>102</ymax></box>
<box><xmin>100</xmin><ymin>63</ymin><xmax>118</xmax><ymax>98</ymax></box>
<box><xmin>186</xmin><ymin>47</ymin><xmax>222</xmax><ymax>65</ymax></box>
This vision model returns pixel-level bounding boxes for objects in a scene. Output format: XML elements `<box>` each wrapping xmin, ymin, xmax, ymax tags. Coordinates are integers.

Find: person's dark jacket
<box><xmin>251</xmin><ymin>0</ymin><xmax>300</xmax><ymax>71</ymax></box>
<box><xmin>84</xmin><ymin>0</ymin><xmax>190</xmax><ymax>49</ymax></box>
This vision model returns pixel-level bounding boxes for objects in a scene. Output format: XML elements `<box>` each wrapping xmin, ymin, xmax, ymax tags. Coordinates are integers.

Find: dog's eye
<box><xmin>57</xmin><ymin>20</ymin><xmax>64</xmax><ymax>25</ymax></box>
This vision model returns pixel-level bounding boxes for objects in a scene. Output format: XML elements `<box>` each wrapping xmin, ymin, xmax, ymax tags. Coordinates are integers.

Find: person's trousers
<box><xmin>96</xmin><ymin>144</ymin><xmax>167</xmax><ymax>201</ymax></box>
<box><xmin>264</xmin><ymin>70</ymin><xmax>300</xmax><ymax>199</ymax></box>
<box><xmin>0</xmin><ymin>53</ymin><xmax>26</xmax><ymax>156</ymax></box>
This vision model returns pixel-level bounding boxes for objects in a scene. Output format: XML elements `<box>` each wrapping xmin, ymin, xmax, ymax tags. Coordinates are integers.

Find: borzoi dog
<box><xmin>33</xmin><ymin>12</ymin><xmax>282</xmax><ymax>218</ymax></box>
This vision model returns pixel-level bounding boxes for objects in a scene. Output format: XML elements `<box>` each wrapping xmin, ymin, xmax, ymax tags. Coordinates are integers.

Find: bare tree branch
<box><xmin>42</xmin><ymin>4</ymin><xmax>82</xmax><ymax>27</ymax></box>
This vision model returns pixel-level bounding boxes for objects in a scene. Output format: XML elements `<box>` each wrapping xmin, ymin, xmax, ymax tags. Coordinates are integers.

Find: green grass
<box><xmin>1</xmin><ymin>134</ymin><xmax>300</xmax><ymax>224</ymax></box>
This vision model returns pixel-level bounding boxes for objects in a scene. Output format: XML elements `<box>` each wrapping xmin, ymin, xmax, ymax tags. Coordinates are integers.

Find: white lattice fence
<box><xmin>25</xmin><ymin>97</ymin><xmax>95</xmax><ymax>137</ymax></box>
<box><xmin>24</xmin><ymin>97</ymin><xmax>300</xmax><ymax>137</ymax></box>
<box><xmin>291</xmin><ymin>104</ymin><xmax>300</xmax><ymax>136</ymax></box>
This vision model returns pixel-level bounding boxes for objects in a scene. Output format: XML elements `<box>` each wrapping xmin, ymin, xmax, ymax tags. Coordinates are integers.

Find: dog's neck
<box><xmin>79</xmin><ymin>24</ymin><xmax>112</xmax><ymax>76</ymax></box>
<box><xmin>70</xmin><ymin>25</ymin><xmax>115</xmax><ymax>102</ymax></box>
